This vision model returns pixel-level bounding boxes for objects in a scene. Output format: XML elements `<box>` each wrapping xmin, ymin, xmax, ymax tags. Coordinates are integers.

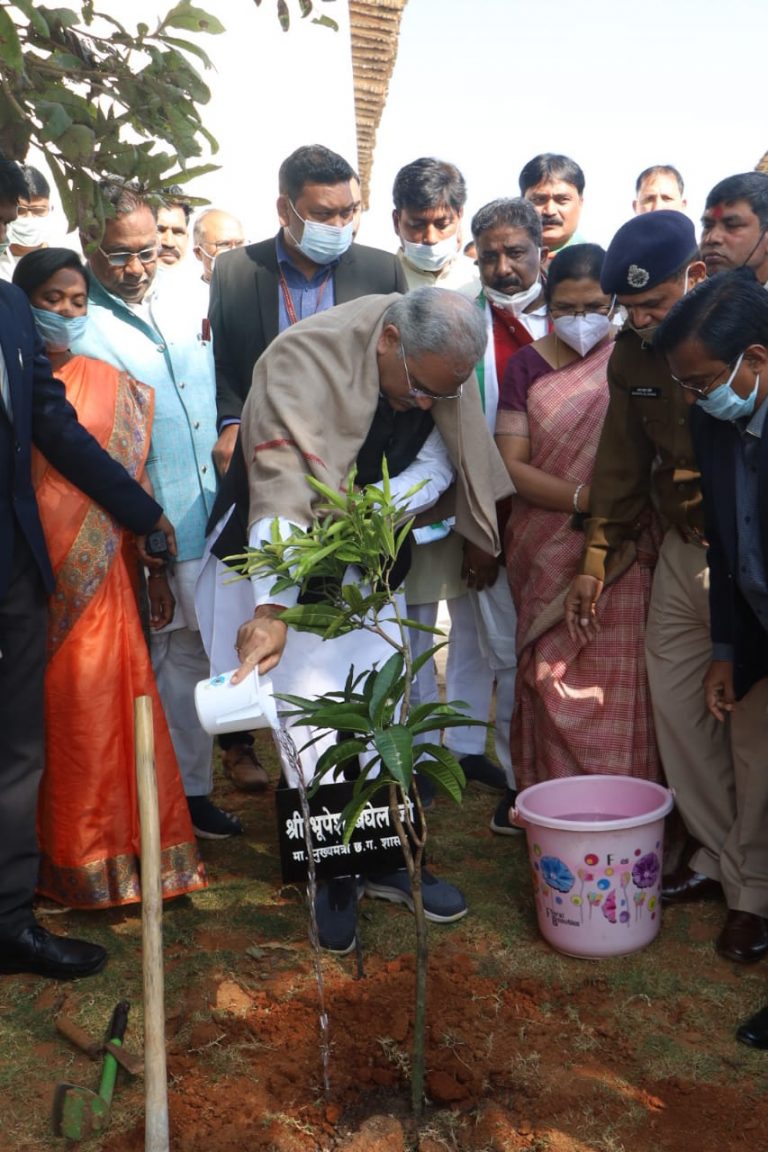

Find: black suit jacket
<box><xmin>209</xmin><ymin>233</ymin><xmax>407</xmax><ymax>427</ymax></box>
<box><xmin>0</xmin><ymin>282</ymin><xmax>161</xmax><ymax>601</ymax></box>
<box><xmin>206</xmin><ymin>233</ymin><xmax>407</xmax><ymax>550</ymax></box>
<box><xmin>691</xmin><ymin>404</ymin><xmax>768</xmax><ymax>699</ymax></box>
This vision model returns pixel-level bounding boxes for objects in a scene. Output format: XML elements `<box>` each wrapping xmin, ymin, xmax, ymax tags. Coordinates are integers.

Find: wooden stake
<box><xmin>135</xmin><ymin>696</ymin><xmax>170</xmax><ymax>1152</ymax></box>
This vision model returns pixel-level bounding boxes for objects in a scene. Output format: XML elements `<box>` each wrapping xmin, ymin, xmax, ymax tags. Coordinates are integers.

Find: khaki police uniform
<box><xmin>581</xmin><ymin>327</ymin><xmax>737</xmax><ymax>894</ymax></box>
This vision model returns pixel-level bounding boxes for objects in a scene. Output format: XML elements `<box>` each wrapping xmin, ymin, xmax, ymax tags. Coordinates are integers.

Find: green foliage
<box><xmin>276</xmin><ymin>658</ymin><xmax>476</xmax><ymax>833</ymax></box>
<box><xmin>0</xmin><ymin>0</ymin><xmax>338</xmax><ymax>237</ymax></box>
<box><xmin>235</xmin><ymin>462</ymin><xmax>486</xmax><ymax>833</ymax></box>
<box><xmin>236</xmin><ymin>460</ymin><xmax>481</xmax><ymax>1118</ymax></box>
<box><xmin>0</xmin><ymin>1</ymin><xmax>223</xmax><ymax>234</ymax></box>
<box><xmin>264</xmin><ymin>0</ymin><xmax>339</xmax><ymax>32</ymax></box>
<box><xmin>234</xmin><ymin>463</ymin><xmax>427</xmax><ymax>640</ymax></box>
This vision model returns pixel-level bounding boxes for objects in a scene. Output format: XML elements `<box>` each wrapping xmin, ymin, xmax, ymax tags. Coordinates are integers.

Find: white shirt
<box><xmin>249</xmin><ymin>425</ymin><xmax>454</xmax><ymax>610</ymax></box>
<box><xmin>396</xmin><ymin>250</ymin><xmax>480</xmax><ymax>299</ymax></box>
<box><xmin>0</xmin><ymin>249</ymin><xmax>19</xmax><ymax>284</ymax></box>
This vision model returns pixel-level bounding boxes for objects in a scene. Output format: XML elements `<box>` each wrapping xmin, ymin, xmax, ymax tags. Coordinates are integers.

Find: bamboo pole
<box><xmin>135</xmin><ymin>696</ymin><xmax>170</xmax><ymax>1152</ymax></box>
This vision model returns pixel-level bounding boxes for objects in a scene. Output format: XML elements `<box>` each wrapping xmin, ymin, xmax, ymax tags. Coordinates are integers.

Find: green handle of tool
<box><xmin>98</xmin><ymin>1001</ymin><xmax>130</xmax><ymax>1105</ymax></box>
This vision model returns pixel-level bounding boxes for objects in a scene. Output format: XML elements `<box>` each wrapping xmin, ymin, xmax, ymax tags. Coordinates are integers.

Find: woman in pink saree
<box><xmin>495</xmin><ymin>245</ymin><xmax>661</xmax><ymax>790</ymax></box>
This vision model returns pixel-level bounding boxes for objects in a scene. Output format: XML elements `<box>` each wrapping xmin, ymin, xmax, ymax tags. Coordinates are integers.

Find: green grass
<box><xmin>3</xmin><ymin>734</ymin><xmax>768</xmax><ymax>1150</ymax></box>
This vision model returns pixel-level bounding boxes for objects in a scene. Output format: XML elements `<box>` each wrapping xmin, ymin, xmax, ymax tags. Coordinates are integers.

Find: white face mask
<box><xmin>8</xmin><ymin>213</ymin><xmax>50</xmax><ymax>248</ymax></box>
<box><xmin>484</xmin><ymin>278</ymin><xmax>543</xmax><ymax>316</ymax></box>
<box><xmin>553</xmin><ymin>313</ymin><xmax>613</xmax><ymax>357</ymax></box>
<box><xmin>197</xmin><ymin>249</ymin><xmax>216</xmax><ymax>280</ymax></box>
<box><xmin>402</xmin><ymin>234</ymin><xmax>458</xmax><ymax>272</ymax></box>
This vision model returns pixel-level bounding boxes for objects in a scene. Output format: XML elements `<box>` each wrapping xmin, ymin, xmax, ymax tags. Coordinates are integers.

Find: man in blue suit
<box><xmin>656</xmin><ymin>270</ymin><xmax>768</xmax><ymax>993</ymax></box>
<box><xmin>0</xmin><ymin>154</ymin><xmax>173</xmax><ymax>980</ymax></box>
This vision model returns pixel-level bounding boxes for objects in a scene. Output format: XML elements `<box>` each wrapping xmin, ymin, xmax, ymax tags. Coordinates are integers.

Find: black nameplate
<box><xmin>275</xmin><ymin>781</ymin><xmax>423</xmax><ymax>883</ymax></box>
<box><xmin>629</xmin><ymin>386</ymin><xmax>661</xmax><ymax>398</ymax></box>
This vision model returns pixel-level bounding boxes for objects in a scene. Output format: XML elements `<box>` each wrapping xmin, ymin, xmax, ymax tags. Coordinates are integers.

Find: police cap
<box><xmin>601</xmin><ymin>210</ymin><xmax>697</xmax><ymax>295</ymax></box>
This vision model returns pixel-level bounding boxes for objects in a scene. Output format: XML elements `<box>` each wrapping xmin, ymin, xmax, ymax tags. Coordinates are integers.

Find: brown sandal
<box><xmin>222</xmin><ymin>744</ymin><xmax>269</xmax><ymax>793</ymax></box>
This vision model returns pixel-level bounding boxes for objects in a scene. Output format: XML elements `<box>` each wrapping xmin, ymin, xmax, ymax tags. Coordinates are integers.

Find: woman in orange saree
<box><xmin>14</xmin><ymin>248</ymin><xmax>206</xmax><ymax>908</ymax></box>
<box><xmin>495</xmin><ymin>245</ymin><xmax>661</xmax><ymax>791</ymax></box>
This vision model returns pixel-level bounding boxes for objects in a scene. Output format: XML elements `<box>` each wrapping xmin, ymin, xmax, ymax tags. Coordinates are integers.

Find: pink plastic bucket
<box><xmin>515</xmin><ymin>776</ymin><xmax>673</xmax><ymax>959</ymax></box>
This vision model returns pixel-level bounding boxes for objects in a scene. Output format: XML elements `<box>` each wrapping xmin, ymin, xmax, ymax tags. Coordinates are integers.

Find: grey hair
<box><xmin>192</xmin><ymin>207</ymin><xmax>242</xmax><ymax>246</ymax></box>
<box><xmin>192</xmin><ymin>209</ymin><xmax>212</xmax><ymax>246</ymax></box>
<box><xmin>99</xmin><ymin>179</ymin><xmax>155</xmax><ymax>219</ymax></box>
<box><xmin>382</xmin><ymin>286</ymin><xmax>487</xmax><ymax>373</ymax></box>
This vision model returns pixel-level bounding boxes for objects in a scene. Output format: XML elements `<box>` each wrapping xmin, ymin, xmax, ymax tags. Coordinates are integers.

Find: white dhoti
<box><xmin>152</xmin><ymin>558</ymin><xmax>213</xmax><ymax>796</ymax></box>
<box><xmin>406</xmin><ymin>577</ymin><xmax>517</xmax><ymax>786</ymax></box>
<box><xmin>196</xmin><ymin>512</ymin><xmax>401</xmax><ymax>788</ymax></box>
<box><xmin>467</xmin><ymin>575</ymin><xmax>518</xmax><ymax>786</ymax></box>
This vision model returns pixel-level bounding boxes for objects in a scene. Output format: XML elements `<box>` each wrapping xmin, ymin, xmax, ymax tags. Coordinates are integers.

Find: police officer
<box><xmin>561</xmin><ymin>213</ymin><xmax>764</xmax><ymax>961</ymax></box>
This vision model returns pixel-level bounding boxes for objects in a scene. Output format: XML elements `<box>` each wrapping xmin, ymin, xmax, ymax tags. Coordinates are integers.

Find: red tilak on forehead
<box><xmin>710</xmin><ymin>204</ymin><xmax>725</xmax><ymax>220</ymax></box>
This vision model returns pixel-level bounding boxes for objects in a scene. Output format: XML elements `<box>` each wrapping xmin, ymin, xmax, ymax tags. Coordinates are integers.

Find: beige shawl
<box><xmin>241</xmin><ymin>293</ymin><xmax>512</xmax><ymax>554</ymax></box>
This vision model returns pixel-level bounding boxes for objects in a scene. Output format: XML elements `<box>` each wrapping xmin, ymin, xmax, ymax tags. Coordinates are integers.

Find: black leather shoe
<box><xmin>661</xmin><ymin>865</ymin><xmax>722</xmax><ymax>905</ymax></box>
<box><xmin>0</xmin><ymin>923</ymin><xmax>107</xmax><ymax>980</ymax></box>
<box><xmin>716</xmin><ymin>910</ymin><xmax>768</xmax><ymax>964</ymax></box>
<box><xmin>737</xmin><ymin>1003</ymin><xmax>768</xmax><ymax>1049</ymax></box>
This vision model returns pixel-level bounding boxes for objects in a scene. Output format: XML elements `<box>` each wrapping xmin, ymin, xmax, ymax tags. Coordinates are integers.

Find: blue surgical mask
<box><xmin>402</xmin><ymin>234</ymin><xmax>457</xmax><ymax>273</ymax></box>
<box><xmin>289</xmin><ymin>202</ymin><xmax>353</xmax><ymax>265</ymax></box>
<box><xmin>31</xmin><ymin>307</ymin><xmax>88</xmax><ymax>352</ymax></box>
<box><xmin>697</xmin><ymin>353</ymin><xmax>759</xmax><ymax>421</ymax></box>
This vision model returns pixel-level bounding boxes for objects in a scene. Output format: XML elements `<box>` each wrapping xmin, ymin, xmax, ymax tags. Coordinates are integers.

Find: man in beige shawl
<box><xmin>216</xmin><ymin>288</ymin><xmax>511</xmax><ymax>952</ymax></box>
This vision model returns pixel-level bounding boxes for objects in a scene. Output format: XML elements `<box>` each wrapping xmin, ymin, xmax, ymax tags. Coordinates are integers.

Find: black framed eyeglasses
<box><xmin>98</xmin><ymin>245</ymin><xmax>157</xmax><ymax>268</ymax></box>
<box><xmin>671</xmin><ymin>355</ymin><xmax>741</xmax><ymax>399</ymax></box>
<box><xmin>400</xmin><ymin>342</ymin><xmax>462</xmax><ymax>401</ymax></box>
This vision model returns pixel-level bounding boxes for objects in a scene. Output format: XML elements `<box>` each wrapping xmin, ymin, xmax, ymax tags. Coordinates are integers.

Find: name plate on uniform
<box><xmin>629</xmin><ymin>385</ymin><xmax>661</xmax><ymax>398</ymax></box>
<box><xmin>275</xmin><ymin>781</ymin><xmax>422</xmax><ymax>883</ymax></box>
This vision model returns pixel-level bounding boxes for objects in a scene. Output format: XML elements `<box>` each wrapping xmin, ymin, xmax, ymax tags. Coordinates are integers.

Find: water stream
<box><xmin>273</xmin><ymin>726</ymin><xmax>332</xmax><ymax>1096</ymax></box>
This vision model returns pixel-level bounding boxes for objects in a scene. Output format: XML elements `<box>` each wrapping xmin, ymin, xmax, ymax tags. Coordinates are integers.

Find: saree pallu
<box><xmin>34</xmin><ymin>356</ymin><xmax>207</xmax><ymax>908</ymax></box>
<box><xmin>505</xmin><ymin>343</ymin><xmax>661</xmax><ymax>789</ymax></box>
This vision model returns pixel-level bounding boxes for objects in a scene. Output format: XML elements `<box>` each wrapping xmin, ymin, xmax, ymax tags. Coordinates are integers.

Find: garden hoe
<box><xmin>52</xmin><ymin>1000</ymin><xmax>130</xmax><ymax>1140</ymax></box>
<box><xmin>54</xmin><ymin>1009</ymin><xmax>143</xmax><ymax>1077</ymax></box>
